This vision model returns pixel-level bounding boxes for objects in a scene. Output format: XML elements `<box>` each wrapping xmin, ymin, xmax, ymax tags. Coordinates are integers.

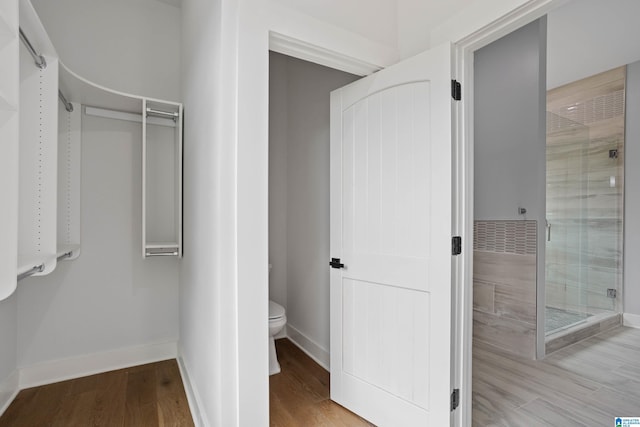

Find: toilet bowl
<box><xmin>269</xmin><ymin>300</ymin><xmax>287</xmax><ymax>375</ymax></box>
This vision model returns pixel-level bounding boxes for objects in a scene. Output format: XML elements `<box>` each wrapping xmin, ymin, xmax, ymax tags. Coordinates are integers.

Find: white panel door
<box><xmin>330</xmin><ymin>43</ymin><xmax>453</xmax><ymax>427</ymax></box>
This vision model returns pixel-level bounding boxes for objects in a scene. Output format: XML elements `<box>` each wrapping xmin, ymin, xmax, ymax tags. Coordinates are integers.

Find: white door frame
<box><xmin>453</xmin><ymin>0</ymin><xmax>566</xmax><ymax>425</ymax></box>
<box><xmin>269</xmin><ymin>31</ymin><xmax>383</xmax><ymax>77</ymax></box>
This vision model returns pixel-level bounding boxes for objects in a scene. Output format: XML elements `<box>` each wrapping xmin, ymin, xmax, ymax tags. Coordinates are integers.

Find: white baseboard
<box><xmin>623</xmin><ymin>313</ymin><xmax>640</xmax><ymax>329</ymax></box>
<box><xmin>286</xmin><ymin>324</ymin><xmax>330</xmax><ymax>371</ymax></box>
<box><xmin>0</xmin><ymin>370</ymin><xmax>19</xmax><ymax>417</ymax></box>
<box><xmin>19</xmin><ymin>341</ymin><xmax>177</xmax><ymax>389</ymax></box>
<box><xmin>176</xmin><ymin>352</ymin><xmax>207</xmax><ymax>427</ymax></box>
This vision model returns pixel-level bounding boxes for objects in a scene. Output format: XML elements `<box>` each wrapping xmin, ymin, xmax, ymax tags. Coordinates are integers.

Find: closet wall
<box><xmin>0</xmin><ymin>295</ymin><xmax>17</xmax><ymax>409</ymax></box>
<box><xmin>16</xmin><ymin>0</ymin><xmax>181</xmax><ymax>368</ymax></box>
<box><xmin>0</xmin><ymin>0</ymin><xmax>19</xmax><ymax>410</ymax></box>
<box><xmin>269</xmin><ymin>52</ymin><xmax>357</xmax><ymax>366</ymax></box>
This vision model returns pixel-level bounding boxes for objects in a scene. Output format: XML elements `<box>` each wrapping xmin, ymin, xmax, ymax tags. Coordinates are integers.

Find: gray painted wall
<box><xmin>474</xmin><ymin>18</ymin><xmax>547</xmax><ymax>223</ymax></box>
<box><xmin>625</xmin><ymin>61</ymin><xmax>640</xmax><ymax>316</ymax></box>
<box><xmin>269</xmin><ymin>52</ymin><xmax>358</xmax><ymax>358</ymax></box>
<box><xmin>269</xmin><ymin>53</ymin><xmax>289</xmax><ymax>310</ymax></box>
<box><xmin>474</xmin><ymin>17</ymin><xmax>547</xmax><ymax>358</ymax></box>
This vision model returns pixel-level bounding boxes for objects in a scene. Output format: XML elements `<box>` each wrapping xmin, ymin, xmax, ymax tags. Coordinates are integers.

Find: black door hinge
<box><xmin>451</xmin><ymin>80</ymin><xmax>462</xmax><ymax>101</ymax></box>
<box><xmin>452</xmin><ymin>236</ymin><xmax>462</xmax><ymax>255</ymax></box>
<box><xmin>451</xmin><ymin>388</ymin><xmax>460</xmax><ymax>411</ymax></box>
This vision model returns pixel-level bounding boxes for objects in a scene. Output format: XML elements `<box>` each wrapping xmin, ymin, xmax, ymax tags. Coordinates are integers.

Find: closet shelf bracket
<box><xmin>57</xmin><ymin>251</ymin><xmax>73</xmax><ymax>261</ymax></box>
<box><xmin>19</xmin><ymin>27</ymin><xmax>46</xmax><ymax>69</ymax></box>
<box><xmin>17</xmin><ymin>263</ymin><xmax>44</xmax><ymax>281</ymax></box>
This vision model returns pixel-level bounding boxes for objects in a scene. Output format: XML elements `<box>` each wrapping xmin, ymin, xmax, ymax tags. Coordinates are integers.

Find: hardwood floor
<box><xmin>0</xmin><ymin>359</ymin><xmax>193</xmax><ymax>427</ymax></box>
<box><xmin>5</xmin><ymin>328</ymin><xmax>632</xmax><ymax>427</ymax></box>
<box><xmin>473</xmin><ymin>326</ymin><xmax>640</xmax><ymax>426</ymax></box>
<box><xmin>270</xmin><ymin>338</ymin><xmax>374</xmax><ymax>427</ymax></box>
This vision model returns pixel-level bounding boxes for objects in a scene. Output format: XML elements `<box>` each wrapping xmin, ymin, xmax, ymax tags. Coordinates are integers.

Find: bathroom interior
<box><xmin>267</xmin><ymin>51</ymin><xmax>361</xmax><ymax>421</ymax></box>
<box><xmin>470</xmin><ymin>1</ymin><xmax>640</xmax><ymax>423</ymax></box>
<box><xmin>472</xmin><ymin>0</ymin><xmax>637</xmax><ymax>368</ymax></box>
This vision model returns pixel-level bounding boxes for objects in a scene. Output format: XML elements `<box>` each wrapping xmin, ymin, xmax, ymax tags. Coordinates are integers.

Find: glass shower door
<box><xmin>545</xmin><ymin>113</ymin><xmax>591</xmax><ymax>334</ymax></box>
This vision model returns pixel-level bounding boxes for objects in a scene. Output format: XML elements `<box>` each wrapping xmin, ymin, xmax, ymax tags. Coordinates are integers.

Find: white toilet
<box><xmin>268</xmin><ymin>300</ymin><xmax>286</xmax><ymax>375</ymax></box>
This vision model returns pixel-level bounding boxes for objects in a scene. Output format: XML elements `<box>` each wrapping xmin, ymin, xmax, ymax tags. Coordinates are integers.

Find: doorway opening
<box><xmin>466</xmin><ymin>0</ymin><xmax>638</xmax><ymax>424</ymax></box>
<box><xmin>267</xmin><ymin>50</ymin><xmax>363</xmax><ymax>424</ymax></box>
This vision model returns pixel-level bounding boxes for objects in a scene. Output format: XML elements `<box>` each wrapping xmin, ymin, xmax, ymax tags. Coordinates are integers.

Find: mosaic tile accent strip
<box><xmin>473</xmin><ymin>220</ymin><xmax>537</xmax><ymax>255</ymax></box>
<box><xmin>548</xmin><ymin>89</ymin><xmax>625</xmax><ymax>130</ymax></box>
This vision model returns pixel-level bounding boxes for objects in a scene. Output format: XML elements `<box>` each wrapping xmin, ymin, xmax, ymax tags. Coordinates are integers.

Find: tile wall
<box><xmin>473</xmin><ymin>221</ymin><xmax>537</xmax><ymax>359</ymax></box>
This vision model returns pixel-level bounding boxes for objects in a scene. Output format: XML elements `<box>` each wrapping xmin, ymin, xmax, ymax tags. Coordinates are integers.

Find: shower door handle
<box><xmin>546</xmin><ymin>220</ymin><xmax>551</xmax><ymax>242</ymax></box>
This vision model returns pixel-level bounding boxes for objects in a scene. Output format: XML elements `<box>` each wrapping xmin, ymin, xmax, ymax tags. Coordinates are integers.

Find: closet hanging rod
<box><xmin>146</xmin><ymin>108</ymin><xmax>179</xmax><ymax>121</ymax></box>
<box><xmin>58</xmin><ymin>91</ymin><xmax>74</xmax><ymax>112</ymax></box>
<box><xmin>57</xmin><ymin>251</ymin><xmax>73</xmax><ymax>261</ymax></box>
<box><xmin>17</xmin><ymin>264</ymin><xmax>44</xmax><ymax>282</ymax></box>
<box><xmin>19</xmin><ymin>28</ymin><xmax>47</xmax><ymax>70</ymax></box>
<box><xmin>145</xmin><ymin>251</ymin><xmax>179</xmax><ymax>257</ymax></box>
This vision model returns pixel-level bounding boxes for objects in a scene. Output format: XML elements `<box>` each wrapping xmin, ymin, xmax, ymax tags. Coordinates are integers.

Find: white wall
<box><xmin>17</xmin><ymin>116</ymin><xmax>179</xmax><ymax>367</ymax></box>
<box><xmin>625</xmin><ymin>60</ymin><xmax>640</xmax><ymax>316</ymax></box>
<box><xmin>180</xmin><ymin>0</ymin><xmax>244</xmax><ymax>424</ymax></box>
<box><xmin>271</xmin><ymin>0</ymin><xmax>397</xmax><ymax>50</ymax></box>
<box><xmin>397</xmin><ymin>0</ymin><xmax>477</xmax><ymax>59</ymax></box>
<box><xmin>268</xmin><ymin>52</ymin><xmax>357</xmax><ymax>362</ymax></box>
<box><xmin>547</xmin><ymin>0</ymin><xmax>640</xmax><ymax>89</ymax></box>
<box><xmin>31</xmin><ymin>0</ymin><xmax>181</xmax><ymax>101</ymax></box>
<box><xmin>0</xmin><ymin>295</ymin><xmax>17</xmax><ymax>411</ymax></box>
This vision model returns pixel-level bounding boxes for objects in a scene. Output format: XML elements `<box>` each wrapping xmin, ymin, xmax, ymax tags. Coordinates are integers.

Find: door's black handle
<box><xmin>329</xmin><ymin>258</ymin><xmax>344</xmax><ymax>269</ymax></box>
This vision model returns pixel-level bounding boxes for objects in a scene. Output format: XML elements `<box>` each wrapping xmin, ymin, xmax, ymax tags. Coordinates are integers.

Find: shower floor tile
<box><xmin>545</xmin><ymin>306</ymin><xmax>591</xmax><ymax>334</ymax></box>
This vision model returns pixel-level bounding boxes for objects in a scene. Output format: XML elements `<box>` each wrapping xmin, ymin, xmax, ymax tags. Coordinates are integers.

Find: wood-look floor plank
<box><xmin>125</xmin><ymin>367</ymin><xmax>159</xmax><ymax>427</ymax></box>
<box><xmin>317</xmin><ymin>400</ymin><xmax>375</xmax><ymax>427</ymax></box>
<box><xmin>270</xmin><ymin>338</ymin><xmax>374</xmax><ymax>427</ymax></box>
<box><xmin>52</xmin><ymin>390</ymin><xmax>100</xmax><ymax>427</ymax></box>
<box><xmin>0</xmin><ymin>359</ymin><xmax>193</xmax><ymax>427</ymax></box>
<box><xmin>156</xmin><ymin>360</ymin><xmax>194</xmax><ymax>427</ymax></box>
<box><xmin>91</xmin><ymin>370</ymin><xmax>128</xmax><ymax>427</ymax></box>
<box><xmin>277</xmin><ymin>341</ymin><xmax>329</xmax><ymax>394</ymax></box>
<box><xmin>269</xmin><ymin>389</ymin><xmax>299</xmax><ymax>427</ymax></box>
<box><xmin>19</xmin><ymin>380</ymin><xmax>73</xmax><ymax>425</ymax></box>
<box><xmin>0</xmin><ymin>388</ymin><xmax>38</xmax><ymax>427</ymax></box>
<box><xmin>474</xmin><ymin>326</ymin><xmax>640</xmax><ymax>427</ymax></box>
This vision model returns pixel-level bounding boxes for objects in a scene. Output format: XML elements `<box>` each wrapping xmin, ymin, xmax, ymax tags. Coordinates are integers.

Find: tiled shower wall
<box><xmin>473</xmin><ymin>221</ymin><xmax>537</xmax><ymax>359</ymax></box>
<box><xmin>546</xmin><ymin>66</ymin><xmax>625</xmax><ymax>315</ymax></box>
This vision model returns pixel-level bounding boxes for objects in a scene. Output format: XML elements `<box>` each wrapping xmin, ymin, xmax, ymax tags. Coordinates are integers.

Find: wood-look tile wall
<box><xmin>546</xmin><ymin>67</ymin><xmax>625</xmax><ymax>315</ymax></box>
<box><xmin>473</xmin><ymin>220</ymin><xmax>537</xmax><ymax>359</ymax></box>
